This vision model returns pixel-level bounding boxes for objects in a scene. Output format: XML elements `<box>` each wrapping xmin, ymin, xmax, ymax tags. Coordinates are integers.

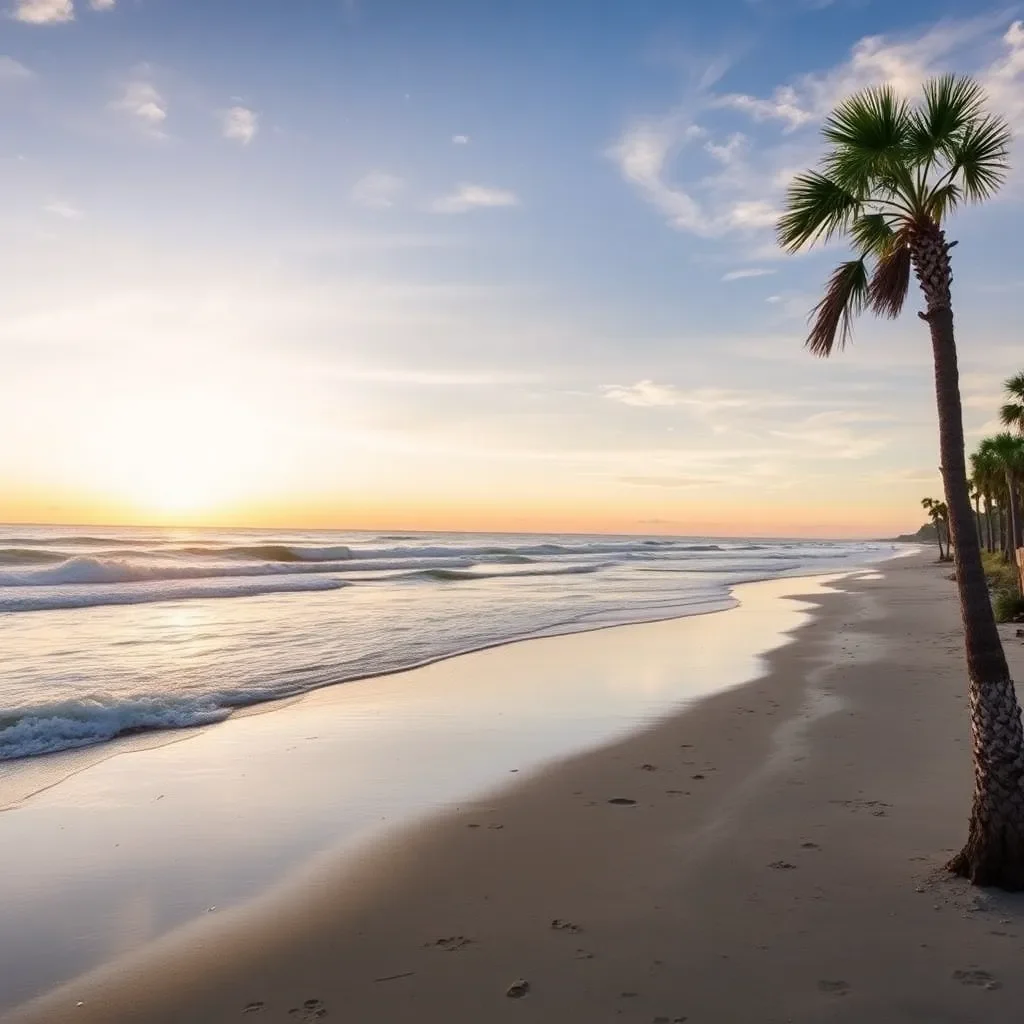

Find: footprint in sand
<box><xmin>242</xmin><ymin>1003</ymin><xmax>265</xmax><ymax>1014</ymax></box>
<box><xmin>639</xmin><ymin>764</ymin><xmax>658</xmax><ymax>772</ymax></box>
<box><xmin>608</xmin><ymin>797</ymin><xmax>637</xmax><ymax>805</ymax></box>
<box><xmin>817</xmin><ymin>980</ymin><xmax>850</xmax><ymax>996</ymax></box>
<box><xmin>769</xmin><ymin>861</ymin><xmax>798</xmax><ymax>870</ymax></box>
<box><xmin>953</xmin><ymin>969</ymin><xmax>1001</xmax><ymax>990</ymax></box>
<box><xmin>288</xmin><ymin>999</ymin><xmax>327</xmax><ymax>1021</ymax></box>
<box><xmin>550</xmin><ymin>919</ymin><xmax>582</xmax><ymax>933</ymax></box>
<box><xmin>430</xmin><ymin>936</ymin><xmax>474</xmax><ymax>951</ymax></box>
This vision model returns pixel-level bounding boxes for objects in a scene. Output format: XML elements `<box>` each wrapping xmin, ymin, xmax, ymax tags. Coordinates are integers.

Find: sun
<box><xmin>84</xmin><ymin>392</ymin><xmax>268</xmax><ymax>522</ymax></box>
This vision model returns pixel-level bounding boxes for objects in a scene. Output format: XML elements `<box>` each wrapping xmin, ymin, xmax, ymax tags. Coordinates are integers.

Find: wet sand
<box><xmin>9</xmin><ymin>553</ymin><xmax>1024</xmax><ymax>1023</ymax></box>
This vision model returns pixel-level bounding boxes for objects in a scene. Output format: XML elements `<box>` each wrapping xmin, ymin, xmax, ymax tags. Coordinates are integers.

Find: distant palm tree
<box><xmin>971</xmin><ymin>447</ymin><xmax>1001</xmax><ymax>554</ymax></box>
<box><xmin>979</xmin><ymin>434</ymin><xmax>1024</xmax><ymax>557</ymax></box>
<box><xmin>921</xmin><ymin>496</ymin><xmax>948</xmax><ymax>560</ymax></box>
<box><xmin>969</xmin><ymin>484</ymin><xmax>984</xmax><ymax>549</ymax></box>
<box><xmin>778</xmin><ymin>76</ymin><xmax>1024</xmax><ymax>887</ymax></box>
<box><xmin>1000</xmin><ymin>371</ymin><xmax>1024</xmax><ymax>433</ymax></box>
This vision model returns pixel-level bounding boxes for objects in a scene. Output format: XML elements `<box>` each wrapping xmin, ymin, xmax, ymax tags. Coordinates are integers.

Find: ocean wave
<box><xmin>0</xmin><ymin>548</ymin><xmax>66</xmax><ymax>566</ymax></box>
<box><xmin>0</xmin><ymin>695</ymin><xmax>234</xmax><ymax>760</ymax></box>
<box><xmin>0</xmin><ymin>554</ymin><xmax>481</xmax><ymax>588</ymax></box>
<box><xmin>0</xmin><ymin>576</ymin><xmax>349</xmax><ymax>613</ymax></box>
<box><xmin>401</xmin><ymin>564</ymin><xmax>604</xmax><ymax>583</ymax></box>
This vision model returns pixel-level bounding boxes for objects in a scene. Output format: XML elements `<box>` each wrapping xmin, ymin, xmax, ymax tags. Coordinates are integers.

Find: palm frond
<box><xmin>777</xmin><ymin>172</ymin><xmax>862</xmax><ymax>252</ymax></box>
<box><xmin>850</xmin><ymin>213</ymin><xmax>895</xmax><ymax>256</ymax></box>
<box><xmin>1000</xmin><ymin>402</ymin><xmax>1024</xmax><ymax>430</ymax></box>
<box><xmin>906</xmin><ymin>75</ymin><xmax>986</xmax><ymax>162</ymax></box>
<box><xmin>868</xmin><ymin>240</ymin><xmax>911</xmax><ymax>318</ymax></box>
<box><xmin>1004</xmin><ymin>371</ymin><xmax>1024</xmax><ymax>402</ymax></box>
<box><xmin>948</xmin><ymin>114</ymin><xmax>1012</xmax><ymax>201</ymax></box>
<box><xmin>822</xmin><ymin>86</ymin><xmax>911</xmax><ymax>195</ymax></box>
<box><xmin>805</xmin><ymin>259</ymin><xmax>869</xmax><ymax>357</ymax></box>
<box><xmin>979</xmin><ymin>432</ymin><xmax>1024</xmax><ymax>472</ymax></box>
<box><xmin>925</xmin><ymin>181</ymin><xmax>963</xmax><ymax>221</ymax></box>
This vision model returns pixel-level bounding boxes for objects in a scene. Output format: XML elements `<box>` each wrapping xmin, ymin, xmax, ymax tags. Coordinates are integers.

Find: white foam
<box><xmin>0</xmin><ymin>575</ymin><xmax>349</xmax><ymax>613</ymax></box>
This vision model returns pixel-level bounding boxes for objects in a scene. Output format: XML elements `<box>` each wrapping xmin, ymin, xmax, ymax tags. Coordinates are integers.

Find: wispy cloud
<box><xmin>11</xmin><ymin>0</ymin><xmax>72</xmax><ymax>23</ymax></box>
<box><xmin>602</xmin><ymin>381</ymin><xmax>795</xmax><ymax>413</ymax></box>
<box><xmin>722</xmin><ymin>268</ymin><xmax>775</xmax><ymax>282</ymax></box>
<box><xmin>602</xmin><ymin>380</ymin><xmax>684</xmax><ymax>407</ymax></box>
<box><xmin>0</xmin><ymin>56</ymin><xmax>33</xmax><ymax>80</ymax></box>
<box><xmin>44</xmin><ymin>200</ymin><xmax>83</xmax><ymax>219</ymax></box>
<box><xmin>351</xmin><ymin>172</ymin><xmax>406</xmax><ymax>209</ymax></box>
<box><xmin>222</xmin><ymin>105</ymin><xmax>259</xmax><ymax>145</ymax></box>
<box><xmin>452</xmin><ymin>134</ymin><xmax>470</xmax><ymax>145</ymax></box>
<box><xmin>619</xmin><ymin>474</ymin><xmax>723</xmax><ymax>488</ymax></box>
<box><xmin>111</xmin><ymin>77</ymin><xmax>168</xmax><ymax>139</ymax></box>
<box><xmin>609</xmin><ymin>15</ymin><xmax>1024</xmax><ymax>242</ymax></box>
<box><xmin>431</xmin><ymin>183</ymin><xmax>519</xmax><ymax>213</ymax></box>
<box><xmin>90</xmin><ymin>0</ymin><xmax>114</xmax><ymax>9</ymax></box>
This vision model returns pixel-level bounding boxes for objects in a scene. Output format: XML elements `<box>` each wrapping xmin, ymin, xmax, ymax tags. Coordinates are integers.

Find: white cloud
<box><xmin>44</xmin><ymin>200</ymin><xmax>83</xmax><ymax>219</ymax></box>
<box><xmin>222</xmin><ymin>105</ymin><xmax>259</xmax><ymax>145</ymax></box>
<box><xmin>715</xmin><ymin>88</ymin><xmax>812</xmax><ymax>132</ymax></box>
<box><xmin>610</xmin><ymin>14</ymin><xmax>1024</xmax><ymax>241</ymax></box>
<box><xmin>452</xmin><ymin>134</ymin><xmax>470</xmax><ymax>145</ymax></box>
<box><xmin>351</xmin><ymin>172</ymin><xmax>405</xmax><ymax>209</ymax></box>
<box><xmin>0</xmin><ymin>56</ymin><xmax>33</xmax><ymax>80</ymax></box>
<box><xmin>606</xmin><ymin>118</ymin><xmax>709</xmax><ymax>233</ymax></box>
<box><xmin>602</xmin><ymin>382</ymin><xmax>776</xmax><ymax>413</ymax></box>
<box><xmin>90</xmin><ymin>0</ymin><xmax>114</xmax><ymax>9</ymax></box>
<box><xmin>11</xmin><ymin>0</ymin><xmax>72</xmax><ymax>23</ymax></box>
<box><xmin>602</xmin><ymin>380</ymin><xmax>684</xmax><ymax>407</ymax></box>
<box><xmin>112</xmin><ymin>78</ymin><xmax>168</xmax><ymax>138</ymax></box>
<box><xmin>722</xmin><ymin>268</ymin><xmax>775</xmax><ymax>282</ymax></box>
<box><xmin>431</xmin><ymin>183</ymin><xmax>519</xmax><ymax>213</ymax></box>
<box><xmin>716</xmin><ymin>14</ymin><xmax>1010</xmax><ymax>131</ymax></box>
<box><xmin>704</xmin><ymin>132</ymin><xmax>748</xmax><ymax>165</ymax></box>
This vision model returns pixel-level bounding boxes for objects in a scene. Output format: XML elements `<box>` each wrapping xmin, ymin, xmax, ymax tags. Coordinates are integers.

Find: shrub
<box><xmin>993</xmin><ymin>589</ymin><xmax>1024</xmax><ymax>624</ymax></box>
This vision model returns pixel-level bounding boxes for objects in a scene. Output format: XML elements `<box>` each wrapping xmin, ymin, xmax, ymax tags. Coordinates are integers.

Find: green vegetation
<box><xmin>778</xmin><ymin>74</ymin><xmax>1024</xmax><ymax>886</ymax></box>
<box><xmin>993</xmin><ymin>589</ymin><xmax>1024</xmax><ymax>624</ymax></box>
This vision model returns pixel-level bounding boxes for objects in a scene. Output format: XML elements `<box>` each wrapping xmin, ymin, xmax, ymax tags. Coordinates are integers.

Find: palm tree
<box><xmin>778</xmin><ymin>76</ymin><xmax>1024</xmax><ymax>887</ymax></box>
<box><xmin>971</xmin><ymin>447</ymin><xmax>1001</xmax><ymax>554</ymax></box>
<box><xmin>970</xmin><ymin>484</ymin><xmax>984</xmax><ymax>549</ymax></box>
<box><xmin>1000</xmin><ymin>371</ymin><xmax>1024</xmax><ymax>433</ymax></box>
<box><xmin>921</xmin><ymin>496</ymin><xmax>948</xmax><ymax>560</ymax></box>
<box><xmin>979</xmin><ymin>434</ymin><xmax>1024</xmax><ymax>558</ymax></box>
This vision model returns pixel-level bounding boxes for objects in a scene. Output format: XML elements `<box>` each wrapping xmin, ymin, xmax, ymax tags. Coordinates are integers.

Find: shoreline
<box><xmin>0</xmin><ymin>548</ymin><xmax>913</xmax><ymax>770</ymax></box>
<box><xmin>0</xmin><ymin>568</ymin><xmax>865</xmax><ymax>1015</ymax></box>
<box><xmin>0</xmin><ymin>551</ymin><xmax>908</xmax><ymax>802</ymax></box>
<box><xmin>0</xmin><ymin>549</ymin><xmax>906</xmax><ymax>773</ymax></box>
<box><xmin>8</xmin><ymin>551</ymin><xmax>1024</xmax><ymax>1023</ymax></box>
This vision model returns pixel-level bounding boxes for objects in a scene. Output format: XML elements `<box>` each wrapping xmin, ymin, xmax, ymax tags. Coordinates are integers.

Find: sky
<box><xmin>2</xmin><ymin>0</ymin><xmax>1024</xmax><ymax>538</ymax></box>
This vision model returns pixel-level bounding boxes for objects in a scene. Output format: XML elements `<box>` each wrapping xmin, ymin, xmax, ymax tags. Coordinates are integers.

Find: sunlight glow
<box><xmin>82</xmin><ymin>392</ymin><xmax>271</xmax><ymax>521</ymax></box>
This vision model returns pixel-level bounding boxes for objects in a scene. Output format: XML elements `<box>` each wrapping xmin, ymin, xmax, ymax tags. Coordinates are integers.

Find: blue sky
<box><xmin>2</xmin><ymin>0</ymin><xmax>1023</xmax><ymax>536</ymax></box>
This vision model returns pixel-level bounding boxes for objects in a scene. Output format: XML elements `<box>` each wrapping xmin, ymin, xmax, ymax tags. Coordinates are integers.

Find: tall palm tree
<box><xmin>979</xmin><ymin>434</ymin><xmax>1024</xmax><ymax>558</ymax></box>
<box><xmin>778</xmin><ymin>76</ymin><xmax>1024</xmax><ymax>887</ymax></box>
<box><xmin>1000</xmin><ymin>371</ymin><xmax>1024</xmax><ymax>433</ymax></box>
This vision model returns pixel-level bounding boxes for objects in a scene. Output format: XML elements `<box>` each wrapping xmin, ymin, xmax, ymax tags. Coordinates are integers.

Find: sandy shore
<box><xmin>9</xmin><ymin>553</ymin><xmax>1024</xmax><ymax>1023</ymax></box>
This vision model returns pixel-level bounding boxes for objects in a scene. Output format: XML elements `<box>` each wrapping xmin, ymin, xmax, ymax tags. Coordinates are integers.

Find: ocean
<box><xmin>0</xmin><ymin>525</ymin><xmax>898</xmax><ymax>761</ymax></box>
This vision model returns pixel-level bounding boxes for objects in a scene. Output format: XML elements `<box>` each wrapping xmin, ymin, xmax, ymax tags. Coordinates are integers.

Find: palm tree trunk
<box><xmin>923</xmin><ymin>298</ymin><xmax>1024</xmax><ymax>888</ymax></box>
<box><xmin>985</xmin><ymin>496</ymin><xmax>995</xmax><ymax>554</ymax></box>
<box><xmin>1006</xmin><ymin>471</ymin><xmax>1022</xmax><ymax>556</ymax></box>
<box><xmin>976</xmin><ymin>494</ymin><xmax>984</xmax><ymax>549</ymax></box>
